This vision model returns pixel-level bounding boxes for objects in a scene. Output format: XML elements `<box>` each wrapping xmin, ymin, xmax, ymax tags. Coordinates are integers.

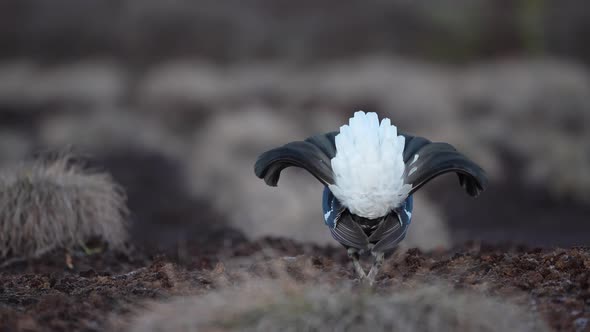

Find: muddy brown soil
<box><xmin>0</xmin><ymin>239</ymin><xmax>588</xmax><ymax>332</ymax></box>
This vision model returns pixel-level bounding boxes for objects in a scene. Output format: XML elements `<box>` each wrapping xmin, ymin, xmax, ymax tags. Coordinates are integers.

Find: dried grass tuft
<box><xmin>0</xmin><ymin>155</ymin><xmax>129</xmax><ymax>263</ymax></box>
<box><xmin>123</xmin><ymin>280</ymin><xmax>549</xmax><ymax>332</ymax></box>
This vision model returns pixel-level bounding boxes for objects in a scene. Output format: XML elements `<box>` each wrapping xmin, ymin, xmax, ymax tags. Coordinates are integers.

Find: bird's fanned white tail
<box><xmin>329</xmin><ymin>111</ymin><xmax>411</xmax><ymax>219</ymax></box>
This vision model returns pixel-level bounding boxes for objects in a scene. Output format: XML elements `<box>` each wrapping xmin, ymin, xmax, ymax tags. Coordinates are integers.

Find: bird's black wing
<box><xmin>400</xmin><ymin>133</ymin><xmax>488</xmax><ymax>197</ymax></box>
<box><xmin>305</xmin><ymin>131</ymin><xmax>338</xmax><ymax>160</ymax></box>
<box><xmin>254</xmin><ymin>133</ymin><xmax>337</xmax><ymax>186</ymax></box>
<box><xmin>400</xmin><ymin>133</ymin><xmax>431</xmax><ymax>163</ymax></box>
<box><xmin>369</xmin><ymin>212</ymin><xmax>409</xmax><ymax>252</ymax></box>
<box><xmin>328</xmin><ymin>211</ymin><xmax>370</xmax><ymax>251</ymax></box>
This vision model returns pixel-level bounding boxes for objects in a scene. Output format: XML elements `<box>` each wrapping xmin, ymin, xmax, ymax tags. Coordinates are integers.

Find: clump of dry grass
<box><xmin>0</xmin><ymin>155</ymin><xmax>129</xmax><ymax>263</ymax></box>
<box><xmin>123</xmin><ymin>280</ymin><xmax>549</xmax><ymax>332</ymax></box>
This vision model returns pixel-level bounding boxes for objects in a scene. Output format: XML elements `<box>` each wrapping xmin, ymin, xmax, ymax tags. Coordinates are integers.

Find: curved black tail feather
<box><xmin>402</xmin><ymin>138</ymin><xmax>488</xmax><ymax>196</ymax></box>
<box><xmin>255</xmin><ymin>130</ymin><xmax>488</xmax><ymax>198</ymax></box>
<box><xmin>254</xmin><ymin>137</ymin><xmax>336</xmax><ymax>186</ymax></box>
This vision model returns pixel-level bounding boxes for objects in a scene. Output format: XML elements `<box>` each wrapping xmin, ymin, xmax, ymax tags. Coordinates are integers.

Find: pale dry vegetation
<box><xmin>123</xmin><ymin>279</ymin><xmax>549</xmax><ymax>332</ymax></box>
<box><xmin>0</xmin><ymin>155</ymin><xmax>129</xmax><ymax>264</ymax></box>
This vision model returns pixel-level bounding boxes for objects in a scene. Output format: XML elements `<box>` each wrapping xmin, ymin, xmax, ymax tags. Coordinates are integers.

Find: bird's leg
<box><xmin>347</xmin><ymin>248</ymin><xmax>366</xmax><ymax>280</ymax></box>
<box><xmin>366</xmin><ymin>251</ymin><xmax>385</xmax><ymax>286</ymax></box>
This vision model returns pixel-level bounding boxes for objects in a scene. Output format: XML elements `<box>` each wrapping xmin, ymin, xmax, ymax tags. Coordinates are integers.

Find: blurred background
<box><xmin>0</xmin><ymin>0</ymin><xmax>588</xmax><ymax>254</ymax></box>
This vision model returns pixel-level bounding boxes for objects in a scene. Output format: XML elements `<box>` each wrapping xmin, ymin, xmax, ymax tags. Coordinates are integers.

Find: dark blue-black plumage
<box><xmin>254</xmin><ymin>129</ymin><xmax>487</xmax><ymax>282</ymax></box>
<box><xmin>322</xmin><ymin>187</ymin><xmax>413</xmax><ymax>252</ymax></box>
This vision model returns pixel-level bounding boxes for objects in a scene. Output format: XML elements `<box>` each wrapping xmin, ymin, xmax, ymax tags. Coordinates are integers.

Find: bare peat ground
<box><xmin>0</xmin><ymin>238</ymin><xmax>588</xmax><ymax>332</ymax></box>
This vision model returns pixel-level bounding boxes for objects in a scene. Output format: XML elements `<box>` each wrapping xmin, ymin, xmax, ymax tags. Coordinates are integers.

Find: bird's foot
<box><xmin>366</xmin><ymin>252</ymin><xmax>385</xmax><ymax>286</ymax></box>
<box><xmin>348</xmin><ymin>248</ymin><xmax>387</xmax><ymax>286</ymax></box>
<box><xmin>348</xmin><ymin>248</ymin><xmax>367</xmax><ymax>280</ymax></box>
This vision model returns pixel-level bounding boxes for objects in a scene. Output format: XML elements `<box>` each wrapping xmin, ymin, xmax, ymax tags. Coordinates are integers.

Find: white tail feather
<box><xmin>329</xmin><ymin>111</ymin><xmax>411</xmax><ymax>218</ymax></box>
